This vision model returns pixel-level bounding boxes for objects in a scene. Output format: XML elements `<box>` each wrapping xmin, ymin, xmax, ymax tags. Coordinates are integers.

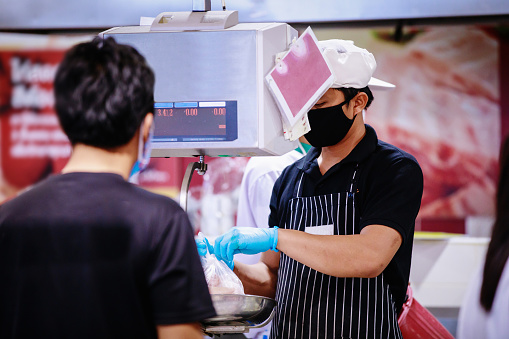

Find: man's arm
<box><xmin>216</xmin><ymin>224</ymin><xmax>402</xmax><ymax>279</ymax></box>
<box><xmin>157</xmin><ymin>323</ymin><xmax>203</xmax><ymax>339</ymax></box>
<box><xmin>233</xmin><ymin>250</ymin><xmax>280</xmax><ymax>298</ymax></box>
<box><xmin>277</xmin><ymin>225</ymin><xmax>402</xmax><ymax>278</ymax></box>
<box><xmin>150</xmin><ymin>208</ymin><xmax>216</xmax><ymax>333</ymax></box>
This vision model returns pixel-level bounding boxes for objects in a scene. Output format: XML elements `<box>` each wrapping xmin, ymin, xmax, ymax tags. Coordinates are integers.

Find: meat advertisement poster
<box><xmin>343</xmin><ymin>25</ymin><xmax>503</xmax><ymax>232</ymax></box>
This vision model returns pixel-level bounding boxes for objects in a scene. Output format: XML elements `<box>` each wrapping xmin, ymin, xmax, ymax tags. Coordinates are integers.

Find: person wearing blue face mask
<box><xmin>211</xmin><ymin>39</ymin><xmax>424</xmax><ymax>339</ymax></box>
<box><xmin>0</xmin><ymin>37</ymin><xmax>215</xmax><ymax>339</ymax></box>
<box><xmin>128</xmin><ymin>119</ymin><xmax>155</xmax><ymax>184</ymax></box>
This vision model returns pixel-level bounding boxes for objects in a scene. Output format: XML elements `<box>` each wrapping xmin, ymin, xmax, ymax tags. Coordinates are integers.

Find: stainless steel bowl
<box><xmin>204</xmin><ymin>294</ymin><xmax>277</xmax><ymax>327</ymax></box>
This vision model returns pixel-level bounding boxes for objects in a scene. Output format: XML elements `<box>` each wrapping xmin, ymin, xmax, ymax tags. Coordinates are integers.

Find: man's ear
<box><xmin>353</xmin><ymin>92</ymin><xmax>368</xmax><ymax>115</ymax></box>
<box><xmin>142</xmin><ymin>113</ymin><xmax>154</xmax><ymax>144</ymax></box>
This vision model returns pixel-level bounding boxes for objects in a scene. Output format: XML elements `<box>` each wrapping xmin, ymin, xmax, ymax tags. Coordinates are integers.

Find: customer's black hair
<box><xmin>54</xmin><ymin>36</ymin><xmax>155</xmax><ymax>148</ymax></box>
<box><xmin>336</xmin><ymin>86</ymin><xmax>374</xmax><ymax>109</ymax></box>
<box><xmin>480</xmin><ymin>135</ymin><xmax>509</xmax><ymax>311</ymax></box>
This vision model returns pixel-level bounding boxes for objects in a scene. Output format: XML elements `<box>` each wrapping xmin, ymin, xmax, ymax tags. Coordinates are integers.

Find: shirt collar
<box><xmin>295</xmin><ymin>142</ymin><xmax>312</xmax><ymax>155</ymax></box>
<box><xmin>298</xmin><ymin>124</ymin><xmax>378</xmax><ymax>171</ymax></box>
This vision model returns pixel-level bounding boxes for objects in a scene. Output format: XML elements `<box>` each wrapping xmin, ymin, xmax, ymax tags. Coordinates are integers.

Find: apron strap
<box><xmin>349</xmin><ymin>163</ymin><xmax>359</xmax><ymax>193</ymax></box>
<box><xmin>295</xmin><ymin>171</ymin><xmax>305</xmax><ymax>198</ymax></box>
<box><xmin>294</xmin><ymin>163</ymin><xmax>360</xmax><ymax>198</ymax></box>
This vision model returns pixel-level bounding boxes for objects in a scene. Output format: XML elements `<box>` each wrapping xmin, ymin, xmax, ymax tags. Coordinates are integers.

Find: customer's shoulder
<box><xmin>129</xmin><ymin>184</ymin><xmax>183</xmax><ymax>212</ymax></box>
<box><xmin>38</xmin><ymin>172</ymin><xmax>181</xmax><ymax>212</ymax></box>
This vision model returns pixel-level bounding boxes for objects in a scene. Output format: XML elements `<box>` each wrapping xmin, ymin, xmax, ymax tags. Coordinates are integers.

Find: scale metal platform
<box><xmin>203</xmin><ymin>294</ymin><xmax>276</xmax><ymax>336</ymax></box>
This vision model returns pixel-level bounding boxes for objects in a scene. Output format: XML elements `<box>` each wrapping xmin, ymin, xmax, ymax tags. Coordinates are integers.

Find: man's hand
<box><xmin>214</xmin><ymin>227</ymin><xmax>279</xmax><ymax>263</ymax></box>
<box><xmin>196</xmin><ymin>233</ymin><xmax>235</xmax><ymax>270</ymax></box>
<box><xmin>195</xmin><ymin>236</ymin><xmax>214</xmax><ymax>256</ymax></box>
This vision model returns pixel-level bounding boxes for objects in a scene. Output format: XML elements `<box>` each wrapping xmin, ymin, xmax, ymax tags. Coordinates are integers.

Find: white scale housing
<box><xmin>101</xmin><ymin>12</ymin><xmax>298</xmax><ymax>157</ymax></box>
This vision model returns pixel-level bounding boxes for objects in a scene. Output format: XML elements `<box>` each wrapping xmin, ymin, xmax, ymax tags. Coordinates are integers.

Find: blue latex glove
<box><xmin>196</xmin><ymin>234</ymin><xmax>234</xmax><ymax>270</ymax></box>
<box><xmin>195</xmin><ymin>236</ymin><xmax>214</xmax><ymax>256</ymax></box>
<box><xmin>214</xmin><ymin>226</ymin><xmax>279</xmax><ymax>263</ymax></box>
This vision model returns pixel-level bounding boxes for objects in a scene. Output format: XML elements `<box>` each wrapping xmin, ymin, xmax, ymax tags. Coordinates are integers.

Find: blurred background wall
<box><xmin>1</xmin><ymin>1</ymin><xmax>507</xmax><ymax>235</ymax></box>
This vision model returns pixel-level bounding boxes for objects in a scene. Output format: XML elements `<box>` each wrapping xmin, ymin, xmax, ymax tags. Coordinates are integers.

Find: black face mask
<box><xmin>304</xmin><ymin>100</ymin><xmax>356</xmax><ymax>147</ymax></box>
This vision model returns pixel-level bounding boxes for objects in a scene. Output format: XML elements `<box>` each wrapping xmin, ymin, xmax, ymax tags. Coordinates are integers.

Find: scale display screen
<box><xmin>153</xmin><ymin>101</ymin><xmax>238</xmax><ymax>142</ymax></box>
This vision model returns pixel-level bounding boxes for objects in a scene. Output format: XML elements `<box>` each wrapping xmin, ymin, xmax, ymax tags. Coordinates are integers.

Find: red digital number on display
<box><xmin>157</xmin><ymin>108</ymin><xmax>173</xmax><ymax>117</ymax></box>
<box><xmin>214</xmin><ymin>108</ymin><xmax>226</xmax><ymax>116</ymax></box>
<box><xmin>185</xmin><ymin>108</ymin><xmax>198</xmax><ymax>116</ymax></box>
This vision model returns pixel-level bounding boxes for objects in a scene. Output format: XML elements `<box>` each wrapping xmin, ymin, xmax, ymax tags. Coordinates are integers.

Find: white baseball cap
<box><xmin>318</xmin><ymin>39</ymin><xmax>395</xmax><ymax>91</ymax></box>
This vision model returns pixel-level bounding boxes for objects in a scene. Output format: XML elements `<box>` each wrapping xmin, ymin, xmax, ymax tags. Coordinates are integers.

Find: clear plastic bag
<box><xmin>198</xmin><ymin>233</ymin><xmax>245</xmax><ymax>295</ymax></box>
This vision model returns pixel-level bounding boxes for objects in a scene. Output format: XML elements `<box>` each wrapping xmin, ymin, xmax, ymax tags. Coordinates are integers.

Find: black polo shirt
<box><xmin>0</xmin><ymin>172</ymin><xmax>215</xmax><ymax>338</ymax></box>
<box><xmin>269</xmin><ymin>125</ymin><xmax>423</xmax><ymax>310</ymax></box>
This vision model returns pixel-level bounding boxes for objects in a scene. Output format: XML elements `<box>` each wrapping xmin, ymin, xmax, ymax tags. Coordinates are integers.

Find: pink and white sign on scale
<box><xmin>266</xmin><ymin>27</ymin><xmax>334</xmax><ymax>129</ymax></box>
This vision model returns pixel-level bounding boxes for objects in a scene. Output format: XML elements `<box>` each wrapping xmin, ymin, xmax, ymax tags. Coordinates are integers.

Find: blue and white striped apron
<box><xmin>270</xmin><ymin>165</ymin><xmax>402</xmax><ymax>339</ymax></box>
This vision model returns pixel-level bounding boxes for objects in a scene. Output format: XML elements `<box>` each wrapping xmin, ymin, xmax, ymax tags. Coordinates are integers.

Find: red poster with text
<box><xmin>0</xmin><ymin>50</ymin><xmax>70</xmax><ymax>201</ymax></box>
<box><xmin>0</xmin><ymin>49</ymin><xmax>182</xmax><ymax>202</ymax></box>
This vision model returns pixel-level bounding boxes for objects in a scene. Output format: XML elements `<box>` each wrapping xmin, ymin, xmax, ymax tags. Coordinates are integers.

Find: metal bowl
<box><xmin>204</xmin><ymin>294</ymin><xmax>277</xmax><ymax>327</ymax></box>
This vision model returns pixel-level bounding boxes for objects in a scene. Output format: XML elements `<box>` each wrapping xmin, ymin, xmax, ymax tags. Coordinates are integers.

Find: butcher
<box><xmin>212</xmin><ymin>39</ymin><xmax>424</xmax><ymax>338</ymax></box>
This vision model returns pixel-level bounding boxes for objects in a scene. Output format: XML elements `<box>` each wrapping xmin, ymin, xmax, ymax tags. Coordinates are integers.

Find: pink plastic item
<box><xmin>398</xmin><ymin>285</ymin><xmax>455</xmax><ymax>339</ymax></box>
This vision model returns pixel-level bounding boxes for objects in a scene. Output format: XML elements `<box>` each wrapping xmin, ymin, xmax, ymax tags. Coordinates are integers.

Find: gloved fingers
<box><xmin>215</xmin><ymin>229</ymin><xmax>240</xmax><ymax>262</ymax></box>
<box><xmin>214</xmin><ymin>232</ymin><xmax>232</xmax><ymax>262</ymax></box>
<box><xmin>213</xmin><ymin>235</ymin><xmax>224</xmax><ymax>259</ymax></box>
<box><xmin>226</xmin><ymin>239</ymin><xmax>238</xmax><ymax>262</ymax></box>
<box><xmin>221</xmin><ymin>231</ymin><xmax>234</xmax><ymax>261</ymax></box>
<box><xmin>204</xmin><ymin>237</ymin><xmax>214</xmax><ymax>255</ymax></box>
<box><xmin>195</xmin><ymin>239</ymin><xmax>207</xmax><ymax>256</ymax></box>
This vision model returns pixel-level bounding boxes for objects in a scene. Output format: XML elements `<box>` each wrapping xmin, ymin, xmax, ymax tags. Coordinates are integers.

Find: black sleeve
<box><xmin>360</xmin><ymin>157</ymin><xmax>423</xmax><ymax>244</ymax></box>
<box><xmin>268</xmin><ymin>180</ymin><xmax>279</xmax><ymax>228</ymax></box>
<box><xmin>268</xmin><ymin>168</ymin><xmax>287</xmax><ymax>228</ymax></box>
<box><xmin>148</xmin><ymin>208</ymin><xmax>216</xmax><ymax>325</ymax></box>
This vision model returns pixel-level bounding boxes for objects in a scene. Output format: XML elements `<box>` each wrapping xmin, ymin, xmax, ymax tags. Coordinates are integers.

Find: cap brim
<box><xmin>368</xmin><ymin>77</ymin><xmax>395</xmax><ymax>91</ymax></box>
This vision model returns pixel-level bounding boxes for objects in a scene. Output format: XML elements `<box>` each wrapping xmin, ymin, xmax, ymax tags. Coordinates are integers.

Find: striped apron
<box><xmin>270</xmin><ymin>165</ymin><xmax>402</xmax><ymax>339</ymax></box>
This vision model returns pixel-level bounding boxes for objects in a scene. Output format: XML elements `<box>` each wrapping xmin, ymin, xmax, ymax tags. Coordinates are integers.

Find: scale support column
<box><xmin>180</xmin><ymin>156</ymin><xmax>207</xmax><ymax>212</ymax></box>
